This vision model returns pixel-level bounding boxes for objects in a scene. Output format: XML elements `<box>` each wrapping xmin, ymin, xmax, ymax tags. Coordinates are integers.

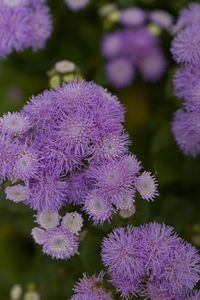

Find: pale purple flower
<box><xmin>0</xmin><ymin>112</ymin><xmax>30</xmax><ymax>136</ymax></box>
<box><xmin>138</xmin><ymin>48</ymin><xmax>168</xmax><ymax>81</ymax></box>
<box><xmin>5</xmin><ymin>184</ymin><xmax>28</xmax><ymax>203</ymax></box>
<box><xmin>172</xmin><ymin>109</ymin><xmax>200</xmax><ymax>157</ymax></box>
<box><xmin>65</xmin><ymin>0</ymin><xmax>90</xmax><ymax>11</ymax></box>
<box><xmin>135</xmin><ymin>171</ymin><xmax>158</xmax><ymax>201</ymax></box>
<box><xmin>183</xmin><ymin>290</ymin><xmax>200</xmax><ymax>300</ymax></box>
<box><xmin>61</xmin><ymin>212</ymin><xmax>83</xmax><ymax>234</ymax></box>
<box><xmin>83</xmin><ymin>190</ymin><xmax>113</xmax><ymax>224</ymax></box>
<box><xmin>171</xmin><ymin>25</ymin><xmax>200</xmax><ymax>64</ymax></box>
<box><xmin>42</xmin><ymin>227</ymin><xmax>79</xmax><ymax>260</ymax></box>
<box><xmin>0</xmin><ymin>0</ymin><xmax>52</xmax><ymax>57</ymax></box>
<box><xmin>105</xmin><ymin>57</ymin><xmax>135</xmax><ymax>88</ymax></box>
<box><xmin>120</xmin><ymin>7</ymin><xmax>146</xmax><ymax>27</ymax></box>
<box><xmin>101</xmin><ymin>32</ymin><xmax>124</xmax><ymax>59</ymax></box>
<box><xmin>36</xmin><ymin>211</ymin><xmax>60</xmax><ymax>230</ymax></box>
<box><xmin>173</xmin><ymin>2</ymin><xmax>200</xmax><ymax>34</ymax></box>
<box><xmin>71</xmin><ymin>273</ymin><xmax>113</xmax><ymax>300</ymax></box>
<box><xmin>101</xmin><ymin>223</ymin><xmax>200</xmax><ymax>298</ymax></box>
<box><xmin>31</xmin><ymin>227</ymin><xmax>47</xmax><ymax>245</ymax></box>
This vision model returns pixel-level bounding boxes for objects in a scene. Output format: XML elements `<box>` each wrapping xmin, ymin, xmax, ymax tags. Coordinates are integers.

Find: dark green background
<box><xmin>0</xmin><ymin>0</ymin><xmax>200</xmax><ymax>299</ymax></box>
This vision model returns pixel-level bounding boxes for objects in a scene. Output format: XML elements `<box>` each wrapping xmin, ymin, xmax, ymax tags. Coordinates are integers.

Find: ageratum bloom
<box><xmin>1</xmin><ymin>80</ymin><xmax>157</xmax><ymax>228</ymax></box>
<box><xmin>101</xmin><ymin>223</ymin><xmax>200</xmax><ymax>299</ymax></box>
<box><xmin>70</xmin><ymin>273</ymin><xmax>113</xmax><ymax>300</ymax></box>
<box><xmin>0</xmin><ymin>0</ymin><xmax>52</xmax><ymax>57</ymax></box>
<box><xmin>120</xmin><ymin>7</ymin><xmax>146</xmax><ymax>27</ymax></box>
<box><xmin>32</xmin><ymin>210</ymin><xmax>83</xmax><ymax>260</ymax></box>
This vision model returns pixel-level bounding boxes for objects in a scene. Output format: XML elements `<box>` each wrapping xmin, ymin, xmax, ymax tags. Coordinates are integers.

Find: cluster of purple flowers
<box><xmin>32</xmin><ymin>211</ymin><xmax>83</xmax><ymax>259</ymax></box>
<box><xmin>64</xmin><ymin>0</ymin><xmax>90</xmax><ymax>11</ymax></box>
<box><xmin>171</xmin><ymin>3</ymin><xmax>200</xmax><ymax>156</ymax></box>
<box><xmin>0</xmin><ymin>0</ymin><xmax>52</xmax><ymax>57</ymax></box>
<box><xmin>1</xmin><ymin>80</ymin><xmax>158</xmax><ymax>258</ymax></box>
<box><xmin>101</xmin><ymin>222</ymin><xmax>200</xmax><ymax>299</ymax></box>
<box><xmin>101</xmin><ymin>6</ymin><xmax>171</xmax><ymax>88</ymax></box>
<box><xmin>70</xmin><ymin>272</ymin><xmax>113</xmax><ymax>300</ymax></box>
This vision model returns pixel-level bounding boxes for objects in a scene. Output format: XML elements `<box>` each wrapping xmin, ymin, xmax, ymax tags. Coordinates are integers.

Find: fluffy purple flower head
<box><xmin>42</xmin><ymin>226</ymin><xmax>79</xmax><ymax>260</ymax></box>
<box><xmin>135</xmin><ymin>171</ymin><xmax>158</xmax><ymax>201</ymax></box>
<box><xmin>173</xmin><ymin>2</ymin><xmax>200</xmax><ymax>34</ymax></box>
<box><xmin>0</xmin><ymin>0</ymin><xmax>52</xmax><ymax>57</ymax></box>
<box><xmin>102</xmin><ymin>223</ymin><xmax>200</xmax><ymax>298</ymax></box>
<box><xmin>172</xmin><ymin>64</ymin><xmax>200</xmax><ymax>101</ymax></box>
<box><xmin>171</xmin><ymin>25</ymin><xmax>200</xmax><ymax>64</ymax></box>
<box><xmin>120</xmin><ymin>7</ymin><xmax>147</xmax><ymax>27</ymax></box>
<box><xmin>65</xmin><ymin>0</ymin><xmax>90</xmax><ymax>11</ymax></box>
<box><xmin>1</xmin><ymin>80</ymin><xmax>157</xmax><ymax>224</ymax></box>
<box><xmin>149</xmin><ymin>10</ymin><xmax>174</xmax><ymax>31</ymax></box>
<box><xmin>172</xmin><ymin>109</ymin><xmax>200</xmax><ymax>157</ymax></box>
<box><xmin>105</xmin><ymin>57</ymin><xmax>135</xmax><ymax>88</ymax></box>
<box><xmin>71</xmin><ymin>273</ymin><xmax>113</xmax><ymax>300</ymax></box>
<box><xmin>83</xmin><ymin>190</ymin><xmax>113</xmax><ymax>224</ymax></box>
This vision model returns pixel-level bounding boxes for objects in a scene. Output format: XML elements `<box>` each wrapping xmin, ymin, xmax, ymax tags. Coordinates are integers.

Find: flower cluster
<box><xmin>1</xmin><ymin>81</ymin><xmax>158</xmax><ymax>253</ymax></box>
<box><xmin>64</xmin><ymin>0</ymin><xmax>90</xmax><ymax>11</ymax></box>
<box><xmin>171</xmin><ymin>3</ymin><xmax>200</xmax><ymax>156</ymax></box>
<box><xmin>101</xmin><ymin>222</ymin><xmax>200</xmax><ymax>299</ymax></box>
<box><xmin>70</xmin><ymin>273</ymin><xmax>113</xmax><ymax>300</ymax></box>
<box><xmin>32</xmin><ymin>211</ymin><xmax>83</xmax><ymax>259</ymax></box>
<box><xmin>101</xmin><ymin>6</ymin><xmax>171</xmax><ymax>88</ymax></box>
<box><xmin>0</xmin><ymin>0</ymin><xmax>52</xmax><ymax>57</ymax></box>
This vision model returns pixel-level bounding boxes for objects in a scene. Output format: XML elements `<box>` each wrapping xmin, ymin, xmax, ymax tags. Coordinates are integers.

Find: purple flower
<box><xmin>173</xmin><ymin>2</ymin><xmax>200</xmax><ymax>34</ymax></box>
<box><xmin>138</xmin><ymin>48</ymin><xmax>167</xmax><ymax>81</ymax></box>
<box><xmin>65</xmin><ymin>0</ymin><xmax>90</xmax><ymax>11</ymax></box>
<box><xmin>101</xmin><ymin>223</ymin><xmax>200</xmax><ymax>298</ymax></box>
<box><xmin>105</xmin><ymin>57</ymin><xmax>135</xmax><ymax>88</ymax></box>
<box><xmin>183</xmin><ymin>290</ymin><xmax>200</xmax><ymax>300</ymax></box>
<box><xmin>120</xmin><ymin>7</ymin><xmax>146</xmax><ymax>27</ymax></box>
<box><xmin>135</xmin><ymin>171</ymin><xmax>158</xmax><ymax>201</ymax></box>
<box><xmin>1</xmin><ymin>80</ymin><xmax>157</xmax><ymax>224</ymax></box>
<box><xmin>83</xmin><ymin>190</ymin><xmax>113</xmax><ymax>224</ymax></box>
<box><xmin>0</xmin><ymin>0</ymin><xmax>52</xmax><ymax>57</ymax></box>
<box><xmin>5</xmin><ymin>184</ymin><xmax>28</xmax><ymax>203</ymax></box>
<box><xmin>71</xmin><ymin>273</ymin><xmax>113</xmax><ymax>300</ymax></box>
<box><xmin>42</xmin><ymin>227</ymin><xmax>79</xmax><ymax>260</ymax></box>
<box><xmin>171</xmin><ymin>25</ymin><xmax>200</xmax><ymax>64</ymax></box>
<box><xmin>172</xmin><ymin>109</ymin><xmax>200</xmax><ymax>157</ymax></box>
<box><xmin>172</xmin><ymin>64</ymin><xmax>200</xmax><ymax>101</ymax></box>
<box><xmin>101</xmin><ymin>32</ymin><xmax>124</xmax><ymax>59</ymax></box>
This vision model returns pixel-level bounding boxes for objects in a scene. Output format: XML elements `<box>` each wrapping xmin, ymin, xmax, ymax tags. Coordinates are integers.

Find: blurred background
<box><xmin>1</xmin><ymin>0</ymin><xmax>200</xmax><ymax>299</ymax></box>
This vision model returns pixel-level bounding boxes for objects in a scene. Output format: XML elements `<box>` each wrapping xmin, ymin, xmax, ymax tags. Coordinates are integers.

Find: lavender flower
<box><xmin>65</xmin><ymin>0</ymin><xmax>90</xmax><ymax>11</ymax></box>
<box><xmin>171</xmin><ymin>25</ymin><xmax>200</xmax><ymax>64</ymax></box>
<box><xmin>1</xmin><ymin>80</ymin><xmax>157</xmax><ymax>224</ymax></box>
<box><xmin>36</xmin><ymin>211</ymin><xmax>60</xmax><ymax>230</ymax></box>
<box><xmin>5</xmin><ymin>184</ymin><xmax>28</xmax><ymax>203</ymax></box>
<box><xmin>42</xmin><ymin>227</ymin><xmax>79</xmax><ymax>260</ymax></box>
<box><xmin>173</xmin><ymin>2</ymin><xmax>200</xmax><ymax>34</ymax></box>
<box><xmin>135</xmin><ymin>171</ymin><xmax>158</xmax><ymax>201</ymax></box>
<box><xmin>105</xmin><ymin>58</ymin><xmax>135</xmax><ymax>88</ymax></box>
<box><xmin>0</xmin><ymin>0</ymin><xmax>52</xmax><ymax>57</ymax></box>
<box><xmin>102</xmin><ymin>223</ymin><xmax>200</xmax><ymax>298</ymax></box>
<box><xmin>183</xmin><ymin>290</ymin><xmax>200</xmax><ymax>300</ymax></box>
<box><xmin>120</xmin><ymin>7</ymin><xmax>146</xmax><ymax>27</ymax></box>
<box><xmin>138</xmin><ymin>48</ymin><xmax>167</xmax><ymax>81</ymax></box>
<box><xmin>172</xmin><ymin>109</ymin><xmax>200</xmax><ymax>157</ymax></box>
<box><xmin>70</xmin><ymin>273</ymin><xmax>113</xmax><ymax>300</ymax></box>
